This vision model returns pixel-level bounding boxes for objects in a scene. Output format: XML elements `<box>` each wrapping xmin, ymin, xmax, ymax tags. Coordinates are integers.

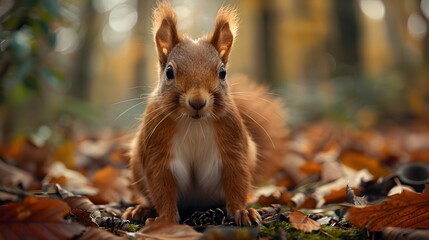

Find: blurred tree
<box><xmin>332</xmin><ymin>0</ymin><xmax>360</xmax><ymax>67</ymax></box>
<box><xmin>70</xmin><ymin>0</ymin><xmax>95</xmax><ymax>100</ymax></box>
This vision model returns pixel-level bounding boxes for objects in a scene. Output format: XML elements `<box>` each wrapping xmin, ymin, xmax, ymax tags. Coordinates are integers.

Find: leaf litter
<box><xmin>0</xmin><ymin>121</ymin><xmax>429</xmax><ymax>239</ymax></box>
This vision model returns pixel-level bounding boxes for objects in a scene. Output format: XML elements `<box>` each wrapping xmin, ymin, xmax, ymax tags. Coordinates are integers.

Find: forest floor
<box><xmin>1</xmin><ymin>120</ymin><xmax>429</xmax><ymax>239</ymax></box>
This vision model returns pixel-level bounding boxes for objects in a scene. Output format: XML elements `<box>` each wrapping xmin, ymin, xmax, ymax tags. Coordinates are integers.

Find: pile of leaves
<box><xmin>1</xmin><ymin>121</ymin><xmax>429</xmax><ymax>239</ymax></box>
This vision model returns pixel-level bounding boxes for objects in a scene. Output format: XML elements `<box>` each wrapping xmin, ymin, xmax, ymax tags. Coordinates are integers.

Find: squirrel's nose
<box><xmin>189</xmin><ymin>99</ymin><xmax>206</xmax><ymax>110</ymax></box>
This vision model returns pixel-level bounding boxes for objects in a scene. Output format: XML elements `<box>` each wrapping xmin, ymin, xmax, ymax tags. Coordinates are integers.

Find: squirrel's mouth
<box><xmin>191</xmin><ymin>114</ymin><xmax>203</xmax><ymax>119</ymax></box>
<box><xmin>189</xmin><ymin>111</ymin><xmax>207</xmax><ymax>120</ymax></box>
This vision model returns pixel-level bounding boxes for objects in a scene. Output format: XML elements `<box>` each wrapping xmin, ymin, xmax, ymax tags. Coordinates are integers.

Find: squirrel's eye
<box><xmin>219</xmin><ymin>65</ymin><xmax>226</xmax><ymax>80</ymax></box>
<box><xmin>166</xmin><ymin>65</ymin><xmax>175</xmax><ymax>80</ymax></box>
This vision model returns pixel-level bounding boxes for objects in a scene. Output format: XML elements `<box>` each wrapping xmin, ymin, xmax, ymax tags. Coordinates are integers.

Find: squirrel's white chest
<box><xmin>169</xmin><ymin>120</ymin><xmax>224</xmax><ymax>205</ymax></box>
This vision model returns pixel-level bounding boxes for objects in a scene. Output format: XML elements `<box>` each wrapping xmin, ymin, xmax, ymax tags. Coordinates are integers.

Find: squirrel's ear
<box><xmin>153</xmin><ymin>1</ymin><xmax>180</xmax><ymax>67</ymax></box>
<box><xmin>209</xmin><ymin>7</ymin><xmax>238</xmax><ymax>64</ymax></box>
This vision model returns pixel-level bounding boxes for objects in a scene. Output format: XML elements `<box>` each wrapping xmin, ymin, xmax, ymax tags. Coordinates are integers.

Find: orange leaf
<box><xmin>346</xmin><ymin>185</ymin><xmax>429</xmax><ymax>231</ymax></box>
<box><xmin>298</xmin><ymin>195</ymin><xmax>317</xmax><ymax>209</ymax></box>
<box><xmin>279</xmin><ymin>192</ymin><xmax>293</xmax><ymax>206</ymax></box>
<box><xmin>0</xmin><ymin>196</ymin><xmax>85</xmax><ymax>240</ymax></box>
<box><xmin>323</xmin><ymin>187</ymin><xmax>347</xmax><ymax>204</ymax></box>
<box><xmin>341</xmin><ymin>151</ymin><xmax>390</xmax><ymax>178</ymax></box>
<box><xmin>258</xmin><ymin>194</ymin><xmax>279</xmax><ymax>205</ymax></box>
<box><xmin>299</xmin><ymin>162</ymin><xmax>322</xmax><ymax>175</ymax></box>
<box><xmin>289</xmin><ymin>210</ymin><xmax>321</xmax><ymax>233</ymax></box>
<box><xmin>51</xmin><ymin>140</ymin><xmax>76</xmax><ymax>169</ymax></box>
<box><xmin>91</xmin><ymin>166</ymin><xmax>131</xmax><ymax>204</ymax></box>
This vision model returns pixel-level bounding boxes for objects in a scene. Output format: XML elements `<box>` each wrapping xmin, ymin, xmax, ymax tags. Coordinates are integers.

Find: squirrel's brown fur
<box><xmin>125</xmin><ymin>1</ymin><xmax>288</xmax><ymax>226</ymax></box>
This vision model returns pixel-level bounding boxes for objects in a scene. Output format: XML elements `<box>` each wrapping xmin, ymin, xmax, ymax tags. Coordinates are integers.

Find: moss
<box><xmin>258</xmin><ymin>222</ymin><xmax>366</xmax><ymax>239</ymax></box>
<box><xmin>126</xmin><ymin>223</ymin><xmax>142</xmax><ymax>232</ymax></box>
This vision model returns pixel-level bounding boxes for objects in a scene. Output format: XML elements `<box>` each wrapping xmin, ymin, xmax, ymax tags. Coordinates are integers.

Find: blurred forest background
<box><xmin>1</xmin><ymin>0</ymin><xmax>428</xmax><ymax>144</ymax></box>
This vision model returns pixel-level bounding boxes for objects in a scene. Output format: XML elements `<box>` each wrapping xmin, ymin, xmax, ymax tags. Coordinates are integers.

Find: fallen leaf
<box><xmin>252</xmin><ymin>185</ymin><xmax>283</xmax><ymax>205</ymax></box>
<box><xmin>90</xmin><ymin>166</ymin><xmax>131</xmax><ymax>204</ymax></box>
<box><xmin>3</xmin><ymin>137</ymin><xmax>52</xmax><ymax>179</ymax></box>
<box><xmin>299</xmin><ymin>161</ymin><xmax>322</xmax><ymax>175</ymax></box>
<box><xmin>320</xmin><ymin>160</ymin><xmax>343</xmax><ymax>182</ymax></box>
<box><xmin>289</xmin><ymin>210</ymin><xmax>321</xmax><ymax>233</ymax></box>
<box><xmin>312</xmin><ymin>169</ymin><xmax>373</xmax><ymax>208</ymax></box>
<box><xmin>341</xmin><ymin>151</ymin><xmax>390</xmax><ymax>178</ymax></box>
<box><xmin>346</xmin><ymin>185</ymin><xmax>429</xmax><ymax>231</ymax></box>
<box><xmin>0</xmin><ymin>160</ymin><xmax>36</xmax><ymax>189</ymax></box>
<box><xmin>316</xmin><ymin>216</ymin><xmax>332</xmax><ymax>225</ymax></box>
<box><xmin>0</xmin><ymin>196</ymin><xmax>85</xmax><ymax>240</ymax></box>
<box><xmin>137</xmin><ymin>223</ymin><xmax>202</xmax><ymax>240</ymax></box>
<box><xmin>275</xmin><ymin>175</ymin><xmax>293</xmax><ymax>188</ymax></box>
<box><xmin>279</xmin><ymin>191</ymin><xmax>293</xmax><ymax>206</ymax></box>
<box><xmin>62</xmin><ymin>195</ymin><xmax>101</xmax><ymax>227</ymax></box>
<box><xmin>71</xmin><ymin>209</ymin><xmax>98</xmax><ymax>227</ymax></box>
<box><xmin>258</xmin><ymin>194</ymin><xmax>279</xmax><ymax>205</ymax></box>
<box><xmin>79</xmin><ymin>227</ymin><xmax>124</xmax><ymax>240</ymax></box>
<box><xmin>43</xmin><ymin>161</ymin><xmax>98</xmax><ymax>195</ymax></box>
<box><xmin>51</xmin><ymin>140</ymin><xmax>76</xmax><ymax>169</ymax></box>
<box><xmin>1</xmin><ymin>135</ymin><xmax>27</xmax><ymax>159</ymax></box>
<box><xmin>323</xmin><ymin>187</ymin><xmax>348</xmax><ymax>205</ymax></box>
<box><xmin>298</xmin><ymin>195</ymin><xmax>317</xmax><ymax>209</ymax></box>
<box><xmin>202</xmin><ymin>227</ymin><xmax>259</xmax><ymax>240</ymax></box>
<box><xmin>63</xmin><ymin>196</ymin><xmax>98</xmax><ymax>212</ymax></box>
<box><xmin>382</xmin><ymin>227</ymin><xmax>429</xmax><ymax>240</ymax></box>
<box><xmin>346</xmin><ymin>185</ymin><xmax>367</xmax><ymax>206</ymax></box>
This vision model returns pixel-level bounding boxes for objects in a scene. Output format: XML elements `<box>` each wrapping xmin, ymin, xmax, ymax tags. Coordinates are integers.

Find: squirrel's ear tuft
<box><xmin>153</xmin><ymin>1</ymin><xmax>180</xmax><ymax>67</ymax></box>
<box><xmin>209</xmin><ymin>6</ymin><xmax>238</xmax><ymax>64</ymax></box>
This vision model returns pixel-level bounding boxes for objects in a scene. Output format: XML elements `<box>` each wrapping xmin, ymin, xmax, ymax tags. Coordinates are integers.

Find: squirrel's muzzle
<box><xmin>188</xmin><ymin>99</ymin><xmax>207</xmax><ymax>110</ymax></box>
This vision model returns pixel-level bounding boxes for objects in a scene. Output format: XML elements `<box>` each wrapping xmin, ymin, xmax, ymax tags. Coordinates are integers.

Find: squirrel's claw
<box><xmin>234</xmin><ymin>208</ymin><xmax>261</xmax><ymax>226</ymax></box>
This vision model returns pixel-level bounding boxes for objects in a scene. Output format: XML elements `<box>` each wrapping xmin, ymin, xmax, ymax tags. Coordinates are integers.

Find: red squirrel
<box><xmin>124</xmin><ymin>1</ymin><xmax>288</xmax><ymax>226</ymax></box>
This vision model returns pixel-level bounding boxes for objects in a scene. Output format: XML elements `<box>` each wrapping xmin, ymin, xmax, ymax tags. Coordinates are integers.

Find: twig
<box><xmin>0</xmin><ymin>186</ymin><xmax>29</xmax><ymax>198</ymax></box>
<box><xmin>0</xmin><ymin>186</ymin><xmax>64</xmax><ymax>200</ymax></box>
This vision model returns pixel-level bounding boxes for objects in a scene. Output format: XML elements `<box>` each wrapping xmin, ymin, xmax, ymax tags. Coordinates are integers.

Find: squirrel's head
<box><xmin>152</xmin><ymin>1</ymin><xmax>238</xmax><ymax>120</ymax></box>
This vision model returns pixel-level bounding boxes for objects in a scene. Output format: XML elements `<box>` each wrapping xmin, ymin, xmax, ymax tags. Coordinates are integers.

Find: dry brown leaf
<box><xmin>91</xmin><ymin>166</ymin><xmax>131</xmax><ymax>204</ymax></box>
<box><xmin>202</xmin><ymin>227</ymin><xmax>259</xmax><ymax>240</ymax></box>
<box><xmin>64</xmin><ymin>196</ymin><xmax>98</xmax><ymax>212</ymax></box>
<box><xmin>138</xmin><ymin>222</ymin><xmax>202</xmax><ymax>240</ymax></box>
<box><xmin>346</xmin><ymin>185</ymin><xmax>429</xmax><ymax>231</ymax></box>
<box><xmin>4</xmin><ymin>137</ymin><xmax>51</xmax><ymax>179</ymax></box>
<box><xmin>79</xmin><ymin>227</ymin><xmax>124</xmax><ymax>240</ymax></box>
<box><xmin>289</xmin><ymin>210</ymin><xmax>321</xmax><ymax>233</ymax></box>
<box><xmin>341</xmin><ymin>151</ymin><xmax>390</xmax><ymax>178</ymax></box>
<box><xmin>43</xmin><ymin>162</ymin><xmax>98</xmax><ymax>195</ymax></box>
<box><xmin>382</xmin><ymin>227</ymin><xmax>429</xmax><ymax>240</ymax></box>
<box><xmin>346</xmin><ymin>185</ymin><xmax>367</xmax><ymax>206</ymax></box>
<box><xmin>0</xmin><ymin>196</ymin><xmax>85</xmax><ymax>240</ymax></box>
<box><xmin>63</xmin><ymin>196</ymin><xmax>101</xmax><ymax>227</ymax></box>
<box><xmin>0</xmin><ymin>161</ymin><xmax>36</xmax><ymax>189</ymax></box>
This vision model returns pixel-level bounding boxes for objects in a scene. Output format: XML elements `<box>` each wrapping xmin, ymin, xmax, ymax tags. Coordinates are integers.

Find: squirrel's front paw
<box><xmin>123</xmin><ymin>205</ymin><xmax>157</xmax><ymax>223</ymax></box>
<box><xmin>233</xmin><ymin>208</ymin><xmax>261</xmax><ymax>226</ymax></box>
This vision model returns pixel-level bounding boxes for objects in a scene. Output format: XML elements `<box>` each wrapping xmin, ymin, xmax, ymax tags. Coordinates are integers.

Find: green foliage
<box><xmin>0</xmin><ymin>0</ymin><xmax>62</xmax><ymax>104</ymax></box>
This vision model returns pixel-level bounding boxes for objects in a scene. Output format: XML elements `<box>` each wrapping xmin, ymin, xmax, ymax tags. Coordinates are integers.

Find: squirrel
<box><xmin>123</xmin><ymin>1</ymin><xmax>288</xmax><ymax>226</ymax></box>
